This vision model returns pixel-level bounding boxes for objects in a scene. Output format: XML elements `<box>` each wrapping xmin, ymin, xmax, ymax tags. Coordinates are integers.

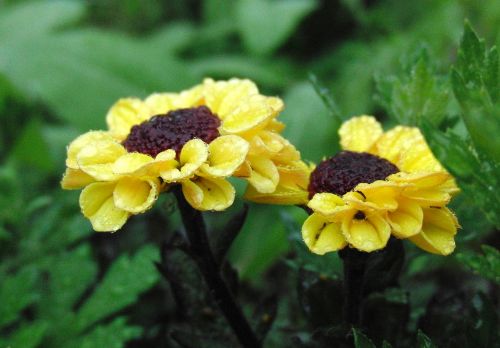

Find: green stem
<box><xmin>173</xmin><ymin>187</ymin><xmax>261</xmax><ymax>348</ymax></box>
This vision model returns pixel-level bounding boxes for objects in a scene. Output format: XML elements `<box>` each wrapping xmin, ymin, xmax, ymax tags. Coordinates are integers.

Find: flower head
<box><xmin>252</xmin><ymin>115</ymin><xmax>460</xmax><ymax>255</ymax></box>
<box><xmin>62</xmin><ymin>78</ymin><xmax>304</xmax><ymax>232</ymax></box>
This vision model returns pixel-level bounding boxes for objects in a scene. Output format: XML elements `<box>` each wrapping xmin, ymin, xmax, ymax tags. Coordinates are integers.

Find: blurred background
<box><xmin>0</xmin><ymin>0</ymin><xmax>499</xmax><ymax>347</ymax></box>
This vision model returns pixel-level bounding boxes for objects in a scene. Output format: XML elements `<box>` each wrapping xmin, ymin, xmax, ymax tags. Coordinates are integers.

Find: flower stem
<box><xmin>339</xmin><ymin>247</ymin><xmax>369</xmax><ymax>326</ymax></box>
<box><xmin>173</xmin><ymin>188</ymin><xmax>261</xmax><ymax>348</ymax></box>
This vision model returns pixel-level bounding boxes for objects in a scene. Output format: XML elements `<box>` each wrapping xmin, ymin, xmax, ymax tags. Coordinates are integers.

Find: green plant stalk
<box><xmin>173</xmin><ymin>187</ymin><xmax>261</xmax><ymax>348</ymax></box>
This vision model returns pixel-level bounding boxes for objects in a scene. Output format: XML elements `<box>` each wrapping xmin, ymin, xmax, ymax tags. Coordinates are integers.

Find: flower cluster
<box><xmin>62</xmin><ymin>78</ymin><xmax>307</xmax><ymax>231</ymax></box>
<box><xmin>302</xmin><ymin>116</ymin><xmax>460</xmax><ymax>255</ymax></box>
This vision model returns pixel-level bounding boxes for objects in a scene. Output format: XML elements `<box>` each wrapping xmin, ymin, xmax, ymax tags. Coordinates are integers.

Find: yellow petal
<box><xmin>243</xmin><ymin>182</ymin><xmax>309</xmax><ymax>205</ymax></box>
<box><xmin>106</xmin><ymin>98</ymin><xmax>150</xmax><ymax>140</ymax></box>
<box><xmin>200</xmin><ymin>135</ymin><xmax>249</xmax><ymax>177</ymax></box>
<box><xmin>308</xmin><ymin>193</ymin><xmax>344</xmax><ymax>216</ymax></box>
<box><xmin>203</xmin><ymin>78</ymin><xmax>259</xmax><ymax>118</ymax></box>
<box><xmin>339</xmin><ymin>115</ymin><xmax>383</xmax><ymax>152</ymax></box>
<box><xmin>66</xmin><ymin>131</ymin><xmax>114</xmax><ymax>169</ymax></box>
<box><xmin>113</xmin><ymin>177</ymin><xmax>159</xmax><ymax>213</ymax></box>
<box><xmin>373</xmin><ymin>126</ymin><xmax>442</xmax><ymax>172</ymax></box>
<box><xmin>77</xmin><ymin>140</ymin><xmax>127</xmax><ymax>181</ymax></box>
<box><xmin>112</xmin><ymin>152</ymin><xmax>154</xmax><ymax>175</ymax></box>
<box><xmin>341</xmin><ymin>211</ymin><xmax>391</xmax><ymax>252</ymax></box>
<box><xmin>409</xmin><ymin>207</ymin><xmax>458</xmax><ymax>255</ymax></box>
<box><xmin>246</xmin><ymin>156</ymin><xmax>279</xmax><ymax>193</ymax></box>
<box><xmin>181</xmin><ymin>177</ymin><xmax>235</xmax><ymax>211</ymax></box>
<box><xmin>79</xmin><ymin>182</ymin><xmax>129</xmax><ymax>232</ymax></box>
<box><xmin>61</xmin><ymin>168</ymin><xmax>95</xmax><ymax>189</ymax></box>
<box><xmin>265</xmin><ymin>119</ymin><xmax>286</xmax><ymax>133</ymax></box>
<box><xmin>161</xmin><ymin>139</ymin><xmax>208</xmax><ymax>182</ymax></box>
<box><xmin>348</xmin><ymin>180</ymin><xmax>401</xmax><ymax>211</ymax></box>
<box><xmin>302</xmin><ymin>213</ymin><xmax>347</xmax><ymax>255</ymax></box>
<box><xmin>389</xmin><ymin>171</ymin><xmax>450</xmax><ymax>188</ymax></box>
<box><xmin>276</xmin><ymin>161</ymin><xmax>312</xmax><ymax>190</ymax></box>
<box><xmin>387</xmin><ymin>198</ymin><xmax>423</xmax><ymax>238</ymax></box>
<box><xmin>221</xmin><ymin>95</ymin><xmax>280</xmax><ymax>134</ymax></box>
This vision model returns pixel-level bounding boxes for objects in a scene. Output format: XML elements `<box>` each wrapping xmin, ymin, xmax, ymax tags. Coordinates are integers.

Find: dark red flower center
<box><xmin>122</xmin><ymin>106</ymin><xmax>221</xmax><ymax>157</ymax></box>
<box><xmin>308</xmin><ymin>151</ymin><xmax>399</xmax><ymax>198</ymax></box>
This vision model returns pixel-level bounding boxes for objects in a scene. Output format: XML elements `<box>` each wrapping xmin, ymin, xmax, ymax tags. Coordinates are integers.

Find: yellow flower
<box><xmin>62</xmin><ymin>78</ymin><xmax>302</xmax><ymax>232</ymax></box>
<box><xmin>253</xmin><ymin>115</ymin><xmax>460</xmax><ymax>255</ymax></box>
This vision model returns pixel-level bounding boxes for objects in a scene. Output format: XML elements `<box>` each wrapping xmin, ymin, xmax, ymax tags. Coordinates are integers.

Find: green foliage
<box><xmin>237</xmin><ymin>0</ymin><xmax>318</xmax><ymax>56</ymax></box>
<box><xmin>375</xmin><ymin>49</ymin><xmax>450</xmax><ymax>127</ymax></box>
<box><xmin>456</xmin><ymin>245</ymin><xmax>500</xmax><ymax>284</ymax></box>
<box><xmin>353</xmin><ymin>328</ymin><xmax>377</xmax><ymax>348</ymax></box>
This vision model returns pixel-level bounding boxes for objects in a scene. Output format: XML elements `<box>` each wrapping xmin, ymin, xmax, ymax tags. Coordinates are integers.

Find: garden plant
<box><xmin>0</xmin><ymin>1</ymin><xmax>499</xmax><ymax>347</ymax></box>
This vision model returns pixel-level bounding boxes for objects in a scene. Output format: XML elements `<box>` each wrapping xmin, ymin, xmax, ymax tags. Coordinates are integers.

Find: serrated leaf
<box><xmin>376</xmin><ymin>49</ymin><xmax>449</xmax><ymax>126</ymax></box>
<box><xmin>352</xmin><ymin>328</ymin><xmax>376</xmax><ymax>348</ymax></box>
<box><xmin>237</xmin><ymin>0</ymin><xmax>318</xmax><ymax>56</ymax></box>
<box><xmin>452</xmin><ymin>23</ymin><xmax>500</xmax><ymax>163</ymax></box>
<box><xmin>456</xmin><ymin>245</ymin><xmax>500</xmax><ymax>284</ymax></box>
<box><xmin>0</xmin><ymin>268</ymin><xmax>38</xmax><ymax>328</ymax></box>
<box><xmin>75</xmin><ymin>245</ymin><xmax>159</xmax><ymax>331</ymax></box>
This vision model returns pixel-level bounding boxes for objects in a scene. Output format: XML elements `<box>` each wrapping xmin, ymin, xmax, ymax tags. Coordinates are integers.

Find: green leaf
<box><xmin>452</xmin><ymin>23</ymin><xmax>500</xmax><ymax>163</ymax></box>
<box><xmin>5</xmin><ymin>321</ymin><xmax>49</xmax><ymax>348</ymax></box>
<box><xmin>417</xmin><ymin>330</ymin><xmax>437</xmax><ymax>348</ymax></box>
<box><xmin>39</xmin><ymin>245</ymin><xmax>98</xmax><ymax>320</ymax></box>
<box><xmin>0</xmin><ymin>0</ymin><xmax>84</xmax><ymax>40</ymax></box>
<box><xmin>9</xmin><ymin>118</ymin><xmax>55</xmax><ymax>172</ymax></box>
<box><xmin>69</xmin><ymin>317</ymin><xmax>142</xmax><ymax>348</ymax></box>
<box><xmin>352</xmin><ymin>328</ymin><xmax>376</xmax><ymax>348</ymax></box>
<box><xmin>0</xmin><ymin>268</ymin><xmax>38</xmax><ymax>328</ymax></box>
<box><xmin>228</xmin><ymin>205</ymin><xmax>288</xmax><ymax>279</ymax></box>
<box><xmin>0</xmin><ymin>1</ymin><xmax>195</xmax><ymax>131</ymax></box>
<box><xmin>281</xmin><ymin>82</ymin><xmax>339</xmax><ymax>162</ymax></box>
<box><xmin>75</xmin><ymin>245</ymin><xmax>159</xmax><ymax>331</ymax></box>
<box><xmin>456</xmin><ymin>245</ymin><xmax>500</xmax><ymax>284</ymax></box>
<box><xmin>236</xmin><ymin>0</ymin><xmax>318</xmax><ymax>56</ymax></box>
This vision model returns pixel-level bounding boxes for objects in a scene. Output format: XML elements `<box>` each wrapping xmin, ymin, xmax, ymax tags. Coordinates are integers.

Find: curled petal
<box><xmin>200</xmin><ymin>135</ymin><xmax>249</xmax><ymax>177</ymax></box>
<box><xmin>409</xmin><ymin>207</ymin><xmax>459</xmax><ymax>255</ymax></box>
<box><xmin>61</xmin><ymin>168</ymin><xmax>95</xmax><ymax>189</ymax></box>
<box><xmin>341</xmin><ymin>212</ymin><xmax>391</xmax><ymax>252</ymax></box>
<box><xmin>181</xmin><ymin>177</ymin><xmax>235</xmax><ymax>211</ymax></box>
<box><xmin>106</xmin><ymin>98</ymin><xmax>150</xmax><ymax>140</ymax></box>
<box><xmin>161</xmin><ymin>139</ymin><xmax>208</xmax><ymax>182</ymax></box>
<box><xmin>114</xmin><ymin>177</ymin><xmax>159</xmax><ymax>214</ymax></box>
<box><xmin>66</xmin><ymin>131</ymin><xmax>114</xmax><ymax>169</ymax></box>
<box><xmin>80</xmin><ymin>182</ymin><xmax>129</xmax><ymax>232</ymax></box>
<box><xmin>308</xmin><ymin>193</ymin><xmax>344</xmax><ymax>216</ymax></box>
<box><xmin>77</xmin><ymin>140</ymin><xmax>127</xmax><ymax>181</ymax></box>
<box><xmin>244</xmin><ymin>183</ymin><xmax>309</xmax><ymax>205</ymax></box>
<box><xmin>349</xmin><ymin>180</ymin><xmax>401</xmax><ymax>211</ymax></box>
<box><xmin>204</xmin><ymin>78</ymin><xmax>259</xmax><ymax>118</ymax></box>
<box><xmin>113</xmin><ymin>152</ymin><xmax>154</xmax><ymax>174</ymax></box>
<box><xmin>302</xmin><ymin>213</ymin><xmax>347</xmax><ymax>255</ymax></box>
<box><xmin>339</xmin><ymin>115</ymin><xmax>383</xmax><ymax>152</ymax></box>
<box><xmin>246</xmin><ymin>156</ymin><xmax>279</xmax><ymax>193</ymax></box>
<box><xmin>221</xmin><ymin>95</ymin><xmax>281</xmax><ymax>134</ymax></box>
<box><xmin>387</xmin><ymin>198</ymin><xmax>423</xmax><ymax>238</ymax></box>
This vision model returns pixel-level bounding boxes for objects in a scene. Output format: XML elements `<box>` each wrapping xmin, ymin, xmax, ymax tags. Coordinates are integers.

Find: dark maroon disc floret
<box><xmin>308</xmin><ymin>151</ymin><xmax>399</xmax><ymax>198</ymax></box>
<box><xmin>122</xmin><ymin>106</ymin><xmax>221</xmax><ymax>157</ymax></box>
